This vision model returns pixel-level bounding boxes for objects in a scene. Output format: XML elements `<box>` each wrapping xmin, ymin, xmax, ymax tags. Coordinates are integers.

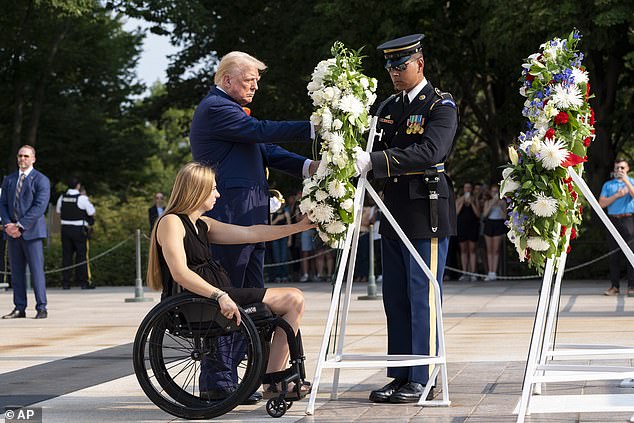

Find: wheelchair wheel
<box><xmin>133</xmin><ymin>293</ymin><xmax>263</xmax><ymax>419</ymax></box>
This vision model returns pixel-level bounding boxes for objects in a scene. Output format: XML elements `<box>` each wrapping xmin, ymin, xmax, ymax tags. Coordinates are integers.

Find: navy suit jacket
<box><xmin>0</xmin><ymin>169</ymin><xmax>51</xmax><ymax>240</ymax></box>
<box><xmin>190</xmin><ymin>86</ymin><xmax>311</xmax><ymax>227</ymax></box>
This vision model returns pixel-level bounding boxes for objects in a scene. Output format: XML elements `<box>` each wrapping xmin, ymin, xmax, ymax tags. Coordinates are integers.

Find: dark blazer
<box><xmin>189</xmin><ymin>86</ymin><xmax>312</xmax><ymax>226</ymax></box>
<box><xmin>0</xmin><ymin>169</ymin><xmax>50</xmax><ymax>240</ymax></box>
<box><xmin>369</xmin><ymin>82</ymin><xmax>458</xmax><ymax>239</ymax></box>
<box><xmin>148</xmin><ymin>205</ymin><xmax>160</xmax><ymax>230</ymax></box>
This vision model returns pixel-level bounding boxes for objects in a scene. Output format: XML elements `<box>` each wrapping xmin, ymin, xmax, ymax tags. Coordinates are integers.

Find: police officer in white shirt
<box><xmin>55</xmin><ymin>177</ymin><xmax>96</xmax><ymax>289</ymax></box>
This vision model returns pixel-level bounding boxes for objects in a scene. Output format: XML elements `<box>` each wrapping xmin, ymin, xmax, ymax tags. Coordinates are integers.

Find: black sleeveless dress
<box><xmin>159</xmin><ymin>214</ymin><xmax>266</xmax><ymax>305</ymax></box>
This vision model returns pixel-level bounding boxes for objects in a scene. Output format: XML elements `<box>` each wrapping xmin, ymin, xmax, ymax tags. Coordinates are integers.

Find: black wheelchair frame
<box><xmin>132</xmin><ymin>292</ymin><xmax>307</xmax><ymax>419</ymax></box>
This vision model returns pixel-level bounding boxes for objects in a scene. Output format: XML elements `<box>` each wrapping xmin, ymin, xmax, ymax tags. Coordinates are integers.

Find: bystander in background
<box><xmin>481</xmin><ymin>184</ymin><xmax>507</xmax><ymax>281</ymax></box>
<box><xmin>148</xmin><ymin>192</ymin><xmax>165</xmax><ymax>230</ymax></box>
<box><xmin>456</xmin><ymin>182</ymin><xmax>481</xmax><ymax>281</ymax></box>
<box><xmin>56</xmin><ymin>177</ymin><xmax>96</xmax><ymax>290</ymax></box>
<box><xmin>599</xmin><ymin>158</ymin><xmax>634</xmax><ymax>296</ymax></box>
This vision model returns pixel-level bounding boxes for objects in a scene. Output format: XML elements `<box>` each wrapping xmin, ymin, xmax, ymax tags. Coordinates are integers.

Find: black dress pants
<box><xmin>61</xmin><ymin>226</ymin><xmax>88</xmax><ymax>288</ymax></box>
<box><xmin>607</xmin><ymin>215</ymin><xmax>634</xmax><ymax>289</ymax></box>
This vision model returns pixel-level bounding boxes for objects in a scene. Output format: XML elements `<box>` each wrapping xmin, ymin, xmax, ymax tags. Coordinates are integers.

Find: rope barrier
<box><xmin>0</xmin><ymin>234</ymin><xmax>134</xmax><ymax>276</ymax></box>
<box><xmin>0</xmin><ymin>231</ymin><xmax>627</xmax><ymax>279</ymax></box>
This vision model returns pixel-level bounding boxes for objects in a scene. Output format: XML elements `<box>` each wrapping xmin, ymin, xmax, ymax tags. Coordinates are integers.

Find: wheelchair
<box><xmin>132</xmin><ymin>292</ymin><xmax>308</xmax><ymax>419</ymax></box>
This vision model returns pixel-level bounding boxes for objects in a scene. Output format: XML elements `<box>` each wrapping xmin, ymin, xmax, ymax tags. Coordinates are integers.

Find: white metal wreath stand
<box><xmin>515</xmin><ymin>167</ymin><xmax>634</xmax><ymax>423</ymax></box>
<box><xmin>306</xmin><ymin>116</ymin><xmax>451</xmax><ymax>415</ymax></box>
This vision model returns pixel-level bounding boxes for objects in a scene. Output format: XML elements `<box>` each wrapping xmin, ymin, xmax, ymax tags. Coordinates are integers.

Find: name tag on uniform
<box><xmin>380</xmin><ymin>115</ymin><xmax>394</xmax><ymax>124</ymax></box>
<box><xmin>406</xmin><ymin>115</ymin><xmax>425</xmax><ymax>134</ymax></box>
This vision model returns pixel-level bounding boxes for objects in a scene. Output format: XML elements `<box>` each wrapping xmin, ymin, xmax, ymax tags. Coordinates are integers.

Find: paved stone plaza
<box><xmin>1</xmin><ymin>279</ymin><xmax>634</xmax><ymax>422</ymax></box>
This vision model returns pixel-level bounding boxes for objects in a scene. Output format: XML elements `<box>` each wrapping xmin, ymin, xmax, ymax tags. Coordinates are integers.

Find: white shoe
<box><xmin>620</xmin><ymin>378</ymin><xmax>634</xmax><ymax>388</ymax></box>
<box><xmin>469</xmin><ymin>275</ymin><xmax>478</xmax><ymax>282</ymax></box>
<box><xmin>484</xmin><ymin>272</ymin><xmax>497</xmax><ymax>281</ymax></box>
<box><xmin>458</xmin><ymin>274</ymin><xmax>469</xmax><ymax>282</ymax></box>
<box><xmin>299</xmin><ymin>273</ymin><xmax>309</xmax><ymax>282</ymax></box>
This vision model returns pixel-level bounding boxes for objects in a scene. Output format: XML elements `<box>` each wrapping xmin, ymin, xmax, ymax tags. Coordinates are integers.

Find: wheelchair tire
<box><xmin>133</xmin><ymin>293</ymin><xmax>263</xmax><ymax>419</ymax></box>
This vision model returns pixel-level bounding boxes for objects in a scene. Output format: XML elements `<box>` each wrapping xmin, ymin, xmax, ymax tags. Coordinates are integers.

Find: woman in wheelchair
<box><xmin>139</xmin><ymin>162</ymin><xmax>314</xmax><ymax>418</ymax></box>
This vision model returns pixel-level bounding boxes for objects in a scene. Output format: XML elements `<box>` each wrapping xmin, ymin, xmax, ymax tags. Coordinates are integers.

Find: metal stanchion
<box><xmin>358</xmin><ymin>224</ymin><xmax>381</xmax><ymax>300</ymax></box>
<box><xmin>125</xmin><ymin>229</ymin><xmax>153</xmax><ymax>303</ymax></box>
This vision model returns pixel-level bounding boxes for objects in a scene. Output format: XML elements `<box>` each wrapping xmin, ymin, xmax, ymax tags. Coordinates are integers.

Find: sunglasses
<box><xmin>385</xmin><ymin>59</ymin><xmax>417</xmax><ymax>72</ymax></box>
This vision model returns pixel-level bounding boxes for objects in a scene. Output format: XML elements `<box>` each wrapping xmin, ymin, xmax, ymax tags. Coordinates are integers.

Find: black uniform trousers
<box><xmin>61</xmin><ymin>225</ymin><xmax>89</xmax><ymax>288</ymax></box>
<box><xmin>382</xmin><ymin>236</ymin><xmax>449</xmax><ymax>385</ymax></box>
<box><xmin>607</xmin><ymin>215</ymin><xmax>634</xmax><ymax>289</ymax></box>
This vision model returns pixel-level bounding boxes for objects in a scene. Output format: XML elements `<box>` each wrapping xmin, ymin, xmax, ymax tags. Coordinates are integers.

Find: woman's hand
<box><xmin>297</xmin><ymin>215</ymin><xmax>316</xmax><ymax>230</ymax></box>
<box><xmin>218</xmin><ymin>294</ymin><xmax>241</xmax><ymax>326</ymax></box>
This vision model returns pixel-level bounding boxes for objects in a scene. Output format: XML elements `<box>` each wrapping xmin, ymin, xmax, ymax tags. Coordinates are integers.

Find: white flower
<box><xmin>328</xmin><ymin>132</ymin><xmax>345</xmax><ymax>155</ymax></box>
<box><xmin>544</xmin><ymin>103</ymin><xmax>560</xmax><ymax>119</ymax></box>
<box><xmin>337</xmin><ymin>94</ymin><xmax>365</xmax><ymax>117</ymax></box>
<box><xmin>539</xmin><ymin>138</ymin><xmax>568</xmax><ymax>170</ymax></box>
<box><xmin>327</xmin><ymin>180</ymin><xmax>346</xmax><ymax>198</ymax></box>
<box><xmin>341</xmin><ymin>198</ymin><xmax>354</xmax><ymax>212</ymax></box>
<box><xmin>302</xmin><ymin>179</ymin><xmax>317</xmax><ymax>196</ymax></box>
<box><xmin>315</xmin><ymin>190</ymin><xmax>329</xmax><ymax>202</ymax></box>
<box><xmin>318</xmin><ymin>230</ymin><xmax>330</xmax><ymax>243</ymax></box>
<box><xmin>508</xmin><ymin>230</ymin><xmax>528</xmax><ymax>262</ymax></box>
<box><xmin>529</xmin><ymin>192</ymin><xmax>558</xmax><ymax>217</ymax></box>
<box><xmin>571</xmin><ymin>68</ymin><xmax>588</xmax><ymax>85</ymax></box>
<box><xmin>315</xmin><ymin>159</ymin><xmax>331</xmax><ymax>179</ymax></box>
<box><xmin>332</xmin><ymin>119</ymin><xmax>343</xmax><ymax>130</ymax></box>
<box><xmin>307</xmin><ymin>80</ymin><xmax>321</xmax><ymax>92</ymax></box>
<box><xmin>322</xmin><ymin>86</ymin><xmax>337</xmax><ymax>102</ymax></box>
<box><xmin>310</xmin><ymin>112</ymin><xmax>322</xmax><ymax>126</ymax></box>
<box><xmin>527</xmin><ymin>236</ymin><xmax>550</xmax><ymax>251</ymax></box>
<box><xmin>325</xmin><ymin>220</ymin><xmax>346</xmax><ymax>234</ymax></box>
<box><xmin>500</xmin><ymin>177</ymin><xmax>520</xmax><ymax>198</ymax></box>
<box><xmin>333</xmin><ymin>152</ymin><xmax>348</xmax><ymax>169</ymax></box>
<box><xmin>299</xmin><ymin>198</ymin><xmax>315</xmax><ymax>215</ymax></box>
<box><xmin>360</xmin><ymin>77</ymin><xmax>369</xmax><ymax>89</ymax></box>
<box><xmin>321</xmin><ymin>107</ymin><xmax>333</xmax><ymax>129</ymax></box>
<box><xmin>551</xmin><ymin>84</ymin><xmax>583</xmax><ymax>109</ymax></box>
<box><xmin>519</xmin><ymin>86</ymin><xmax>527</xmax><ymax>97</ymax></box>
<box><xmin>313</xmin><ymin>203</ymin><xmax>335</xmax><ymax>223</ymax></box>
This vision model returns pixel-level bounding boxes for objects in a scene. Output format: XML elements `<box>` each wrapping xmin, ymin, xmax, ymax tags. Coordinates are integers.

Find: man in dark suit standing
<box><xmin>355</xmin><ymin>34</ymin><xmax>458</xmax><ymax>403</ymax></box>
<box><xmin>148</xmin><ymin>192</ymin><xmax>165</xmax><ymax>230</ymax></box>
<box><xmin>190</xmin><ymin>51</ymin><xmax>317</xmax><ymax>402</ymax></box>
<box><xmin>0</xmin><ymin>145</ymin><xmax>51</xmax><ymax>319</ymax></box>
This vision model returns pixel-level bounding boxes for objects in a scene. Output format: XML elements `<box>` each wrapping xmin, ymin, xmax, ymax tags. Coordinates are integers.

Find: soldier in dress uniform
<box><xmin>355</xmin><ymin>34</ymin><xmax>459</xmax><ymax>403</ymax></box>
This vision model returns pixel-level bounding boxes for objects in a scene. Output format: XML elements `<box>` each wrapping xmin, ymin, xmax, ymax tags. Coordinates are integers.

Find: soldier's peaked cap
<box><xmin>377</xmin><ymin>34</ymin><xmax>424</xmax><ymax>68</ymax></box>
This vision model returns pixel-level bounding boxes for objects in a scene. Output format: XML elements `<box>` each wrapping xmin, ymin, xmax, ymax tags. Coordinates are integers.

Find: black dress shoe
<box><xmin>62</xmin><ymin>286</ymin><xmax>71</xmax><ymax>290</ymax></box>
<box><xmin>2</xmin><ymin>309</ymin><xmax>26</xmax><ymax>319</ymax></box>
<box><xmin>34</xmin><ymin>310</ymin><xmax>48</xmax><ymax>319</ymax></box>
<box><xmin>389</xmin><ymin>382</ymin><xmax>434</xmax><ymax>403</ymax></box>
<box><xmin>81</xmin><ymin>284</ymin><xmax>96</xmax><ymax>290</ymax></box>
<box><xmin>369</xmin><ymin>379</ymin><xmax>406</xmax><ymax>403</ymax></box>
<box><xmin>242</xmin><ymin>390</ymin><xmax>262</xmax><ymax>405</ymax></box>
<box><xmin>200</xmin><ymin>385</ymin><xmax>236</xmax><ymax>401</ymax></box>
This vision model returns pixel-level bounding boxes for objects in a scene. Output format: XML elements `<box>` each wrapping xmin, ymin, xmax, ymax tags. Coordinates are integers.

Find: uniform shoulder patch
<box><xmin>431</xmin><ymin>88</ymin><xmax>457</xmax><ymax>109</ymax></box>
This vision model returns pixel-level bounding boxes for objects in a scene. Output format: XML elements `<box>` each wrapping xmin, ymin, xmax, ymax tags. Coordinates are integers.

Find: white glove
<box><xmin>354</xmin><ymin>150</ymin><xmax>372</xmax><ymax>176</ymax></box>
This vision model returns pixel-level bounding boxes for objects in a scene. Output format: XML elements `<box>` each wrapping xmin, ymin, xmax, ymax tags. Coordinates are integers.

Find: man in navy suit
<box><xmin>190</xmin><ymin>51</ymin><xmax>316</xmax><ymax>402</ymax></box>
<box><xmin>0</xmin><ymin>145</ymin><xmax>51</xmax><ymax>319</ymax></box>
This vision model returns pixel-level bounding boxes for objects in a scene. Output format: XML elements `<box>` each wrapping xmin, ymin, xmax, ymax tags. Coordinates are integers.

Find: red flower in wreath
<box><xmin>583</xmin><ymin>137</ymin><xmax>592</xmax><ymax>147</ymax></box>
<box><xmin>561</xmin><ymin>152</ymin><xmax>588</xmax><ymax>167</ymax></box>
<box><xmin>589</xmin><ymin>108</ymin><xmax>595</xmax><ymax>126</ymax></box>
<box><xmin>554</xmin><ymin>111</ymin><xmax>569</xmax><ymax>125</ymax></box>
<box><xmin>526</xmin><ymin>73</ymin><xmax>535</xmax><ymax>82</ymax></box>
<box><xmin>566</xmin><ymin>245</ymin><xmax>572</xmax><ymax>254</ymax></box>
<box><xmin>570</xmin><ymin>227</ymin><xmax>577</xmax><ymax>240</ymax></box>
<box><xmin>545</xmin><ymin>128</ymin><xmax>556</xmax><ymax>140</ymax></box>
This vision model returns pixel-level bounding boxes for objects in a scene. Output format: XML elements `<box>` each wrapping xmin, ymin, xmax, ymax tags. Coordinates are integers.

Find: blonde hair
<box><xmin>214</xmin><ymin>51</ymin><xmax>267</xmax><ymax>86</ymax></box>
<box><xmin>147</xmin><ymin>162</ymin><xmax>217</xmax><ymax>290</ymax></box>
